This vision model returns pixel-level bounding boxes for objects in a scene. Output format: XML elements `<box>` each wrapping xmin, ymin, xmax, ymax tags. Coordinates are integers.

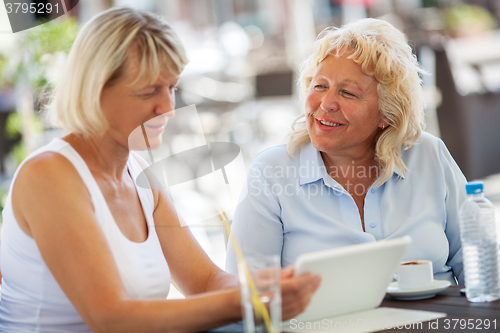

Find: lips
<box><xmin>314</xmin><ymin>116</ymin><xmax>345</xmax><ymax>131</ymax></box>
<box><xmin>144</xmin><ymin>122</ymin><xmax>166</xmax><ymax>134</ymax></box>
<box><xmin>145</xmin><ymin>123</ymin><xmax>166</xmax><ymax>129</ymax></box>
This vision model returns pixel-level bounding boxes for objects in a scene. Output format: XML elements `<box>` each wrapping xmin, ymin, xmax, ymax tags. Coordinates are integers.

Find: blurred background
<box><xmin>1</xmin><ymin>0</ymin><xmax>500</xmax><ymax>297</ymax></box>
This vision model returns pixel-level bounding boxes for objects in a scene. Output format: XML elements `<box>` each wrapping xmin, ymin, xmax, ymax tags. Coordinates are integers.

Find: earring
<box><xmin>381</xmin><ymin>124</ymin><xmax>385</xmax><ymax>130</ymax></box>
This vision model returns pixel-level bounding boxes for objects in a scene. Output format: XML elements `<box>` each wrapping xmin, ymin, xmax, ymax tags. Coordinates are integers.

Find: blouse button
<box><xmin>369</xmin><ymin>222</ymin><xmax>376</xmax><ymax>228</ymax></box>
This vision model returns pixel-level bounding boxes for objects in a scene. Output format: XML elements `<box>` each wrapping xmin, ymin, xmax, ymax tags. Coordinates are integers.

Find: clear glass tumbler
<box><xmin>237</xmin><ymin>255</ymin><xmax>281</xmax><ymax>333</ymax></box>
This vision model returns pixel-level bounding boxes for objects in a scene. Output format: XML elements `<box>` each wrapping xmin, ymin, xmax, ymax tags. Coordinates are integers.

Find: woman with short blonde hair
<box><xmin>0</xmin><ymin>7</ymin><xmax>320</xmax><ymax>332</ymax></box>
<box><xmin>227</xmin><ymin>18</ymin><xmax>466</xmax><ymax>286</ymax></box>
<box><xmin>49</xmin><ymin>7</ymin><xmax>187</xmax><ymax>137</ymax></box>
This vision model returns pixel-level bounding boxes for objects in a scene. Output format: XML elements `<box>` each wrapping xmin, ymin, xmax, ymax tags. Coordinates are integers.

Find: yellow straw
<box><xmin>218</xmin><ymin>210</ymin><xmax>275</xmax><ymax>333</ymax></box>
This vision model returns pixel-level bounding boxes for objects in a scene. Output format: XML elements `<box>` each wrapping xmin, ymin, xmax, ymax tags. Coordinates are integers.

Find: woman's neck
<box><xmin>321</xmin><ymin>150</ymin><xmax>379</xmax><ymax>182</ymax></box>
<box><xmin>321</xmin><ymin>150</ymin><xmax>379</xmax><ymax>232</ymax></box>
<box><xmin>63</xmin><ymin>133</ymin><xmax>130</xmax><ymax>180</ymax></box>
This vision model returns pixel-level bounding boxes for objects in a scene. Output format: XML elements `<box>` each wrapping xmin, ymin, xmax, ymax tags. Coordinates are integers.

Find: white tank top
<box><xmin>0</xmin><ymin>138</ymin><xmax>171</xmax><ymax>332</ymax></box>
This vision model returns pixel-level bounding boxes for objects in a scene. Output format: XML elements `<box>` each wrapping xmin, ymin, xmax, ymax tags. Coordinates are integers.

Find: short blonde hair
<box><xmin>49</xmin><ymin>7</ymin><xmax>188</xmax><ymax>137</ymax></box>
<box><xmin>287</xmin><ymin>18</ymin><xmax>426</xmax><ymax>186</ymax></box>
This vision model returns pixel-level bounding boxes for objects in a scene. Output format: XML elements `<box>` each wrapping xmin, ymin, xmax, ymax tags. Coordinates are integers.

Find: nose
<box><xmin>164</xmin><ymin>109</ymin><xmax>175</xmax><ymax>118</ymax></box>
<box><xmin>320</xmin><ymin>89</ymin><xmax>340</xmax><ymax>112</ymax></box>
<box><xmin>156</xmin><ymin>88</ymin><xmax>176</xmax><ymax>118</ymax></box>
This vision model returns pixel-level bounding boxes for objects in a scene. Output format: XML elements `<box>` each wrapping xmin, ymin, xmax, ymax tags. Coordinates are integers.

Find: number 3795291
<box><xmin>6</xmin><ymin>2</ymin><xmax>59</xmax><ymax>14</ymax></box>
<box><xmin>443</xmin><ymin>319</ymin><xmax>497</xmax><ymax>330</ymax></box>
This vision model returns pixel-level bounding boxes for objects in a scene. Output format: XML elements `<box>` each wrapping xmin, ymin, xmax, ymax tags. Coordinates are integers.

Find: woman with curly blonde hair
<box><xmin>227</xmin><ymin>18</ymin><xmax>466</xmax><ymax>286</ymax></box>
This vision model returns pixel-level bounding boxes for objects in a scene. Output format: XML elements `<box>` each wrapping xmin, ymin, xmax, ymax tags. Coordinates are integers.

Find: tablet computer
<box><xmin>293</xmin><ymin>236</ymin><xmax>411</xmax><ymax>322</ymax></box>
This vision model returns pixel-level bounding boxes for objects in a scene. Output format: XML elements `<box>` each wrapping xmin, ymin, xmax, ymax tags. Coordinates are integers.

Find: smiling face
<box><xmin>100</xmin><ymin>50</ymin><xmax>179</xmax><ymax>151</ymax></box>
<box><xmin>305</xmin><ymin>52</ymin><xmax>383</xmax><ymax>161</ymax></box>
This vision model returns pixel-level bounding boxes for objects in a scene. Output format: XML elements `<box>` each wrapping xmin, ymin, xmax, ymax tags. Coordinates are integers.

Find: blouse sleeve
<box><xmin>225</xmin><ymin>161</ymin><xmax>284</xmax><ymax>274</ymax></box>
<box><xmin>439</xmin><ymin>138</ymin><xmax>467</xmax><ymax>285</ymax></box>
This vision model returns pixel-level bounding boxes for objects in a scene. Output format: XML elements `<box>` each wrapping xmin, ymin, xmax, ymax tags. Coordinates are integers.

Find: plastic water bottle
<box><xmin>459</xmin><ymin>181</ymin><xmax>500</xmax><ymax>302</ymax></box>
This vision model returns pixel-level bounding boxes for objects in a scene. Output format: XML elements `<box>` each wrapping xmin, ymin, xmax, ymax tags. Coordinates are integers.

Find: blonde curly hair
<box><xmin>287</xmin><ymin>18</ymin><xmax>426</xmax><ymax>186</ymax></box>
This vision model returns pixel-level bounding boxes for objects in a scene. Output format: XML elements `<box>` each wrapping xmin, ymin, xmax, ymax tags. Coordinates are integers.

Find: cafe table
<box><xmin>209</xmin><ymin>286</ymin><xmax>500</xmax><ymax>332</ymax></box>
<box><xmin>377</xmin><ymin>286</ymin><xmax>500</xmax><ymax>332</ymax></box>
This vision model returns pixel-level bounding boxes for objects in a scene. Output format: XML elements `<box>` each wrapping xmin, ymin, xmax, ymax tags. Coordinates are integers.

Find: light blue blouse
<box><xmin>226</xmin><ymin>132</ymin><xmax>466</xmax><ymax>285</ymax></box>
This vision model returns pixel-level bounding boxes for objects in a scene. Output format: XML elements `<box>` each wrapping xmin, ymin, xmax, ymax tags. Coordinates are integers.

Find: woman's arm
<box><xmin>438</xmin><ymin>139</ymin><xmax>467</xmax><ymax>285</ymax></box>
<box><xmin>142</xmin><ymin>154</ymin><xmax>320</xmax><ymax>321</ymax></box>
<box><xmin>226</xmin><ymin>161</ymin><xmax>285</xmax><ymax>275</ymax></box>
<box><xmin>12</xmin><ymin>153</ymin><xmax>241</xmax><ymax>333</ymax></box>
<box><xmin>153</xmin><ymin>189</ymin><xmax>238</xmax><ymax>294</ymax></box>
<box><xmin>15</xmin><ymin>152</ymin><xmax>319</xmax><ymax>332</ymax></box>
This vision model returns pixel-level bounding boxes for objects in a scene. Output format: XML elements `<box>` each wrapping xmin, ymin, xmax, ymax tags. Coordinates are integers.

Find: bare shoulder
<box><xmin>12</xmin><ymin>151</ymin><xmax>93</xmax><ymax>235</ymax></box>
<box><xmin>14</xmin><ymin>151</ymin><xmax>89</xmax><ymax>196</ymax></box>
<box><xmin>18</xmin><ymin>150</ymin><xmax>77</xmax><ymax>174</ymax></box>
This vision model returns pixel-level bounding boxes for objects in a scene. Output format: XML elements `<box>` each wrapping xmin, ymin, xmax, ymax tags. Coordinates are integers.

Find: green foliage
<box><xmin>20</xmin><ymin>17</ymin><xmax>79</xmax><ymax>91</ymax></box>
<box><xmin>5</xmin><ymin>112</ymin><xmax>22</xmax><ymax>140</ymax></box>
<box><xmin>422</xmin><ymin>0</ymin><xmax>439</xmax><ymax>8</ymax></box>
<box><xmin>0</xmin><ymin>186</ymin><xmax>8</xmax><ymax>214</ymax></box>
<box><xmin>4</xmin><ymin>112</ymin><xmax>44</xmax><ymax>165</ymax></box>
<box><xmin>0</xmin><ymin>18</ymin><xmax>79</xmax><ymax>167</ymax></box>
<box><xmin>445</xmin><ymin>4</ymin><xmax>497</xmax><ymax>36</ymax></box>
<box><xmin>0</xmin><ymin>55</ymin><xmax>13</xmax><ymax>89</ymax></box>
<box><xmin>23</xmin><ymin>17</ymin><xmax>79</xmax><ymax>59</ymax></box>
<box><xmin>0</xmin><ymin>17</ymin><xmax>79</xmax><ymax>90</ymax></box>
<box><xmin>10</xmin><ymin>141</ymin><xmax>29</xmax><ymax>167</ymax></box>
<box><xmin>5</xmin><ymin>112</ymin><xmax>43</xmax><ymax>140</ymax></box>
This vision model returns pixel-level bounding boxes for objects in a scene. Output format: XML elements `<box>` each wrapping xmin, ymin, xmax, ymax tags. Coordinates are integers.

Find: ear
<box><xmin>378</xmin><ymin>116</ymin><xmax>389</xmax><ymax>131</ymax></box>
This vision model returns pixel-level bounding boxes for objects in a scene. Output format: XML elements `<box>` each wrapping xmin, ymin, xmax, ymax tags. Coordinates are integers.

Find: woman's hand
<box><xmin>280</xmin><ymin>266</ymin><xmax>321</xmax><ymax>321</ymax></box>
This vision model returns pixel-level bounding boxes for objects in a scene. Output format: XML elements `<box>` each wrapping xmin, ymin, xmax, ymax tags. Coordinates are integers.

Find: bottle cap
<box><xmin>466</xmin><ymin>181</ymin><xmax>483</xmax><ymax>194</ymax></box>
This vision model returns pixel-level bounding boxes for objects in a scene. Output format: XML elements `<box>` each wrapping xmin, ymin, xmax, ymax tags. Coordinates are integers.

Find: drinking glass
<box><xmin>237</xmin><ymin>255</ymin><xmax>281</xmax><ymax>333</ymax></box>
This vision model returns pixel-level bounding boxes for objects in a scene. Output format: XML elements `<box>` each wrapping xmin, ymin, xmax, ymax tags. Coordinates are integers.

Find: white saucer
<box><xmin>386</xmin><ymin>280</ymin><xmax>451</xmax><ymax>300</ymax></box>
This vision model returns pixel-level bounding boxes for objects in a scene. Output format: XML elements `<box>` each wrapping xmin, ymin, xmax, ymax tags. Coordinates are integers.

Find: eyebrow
<box><xmin>134</xmin><ymin>77</ymin><xmax>180</xmax><ymax>91</ymax></box>
<box><xmin>316</xmin><ymin>73</ymin><xmax>363</xmax><ymax>91</ymax></box>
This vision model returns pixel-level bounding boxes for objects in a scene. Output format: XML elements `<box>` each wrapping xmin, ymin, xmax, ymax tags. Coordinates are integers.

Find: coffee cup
<box><xmin>396</xmin><ymin>260</ymin><xmax>433</xmax><ymax>290</ymax></box>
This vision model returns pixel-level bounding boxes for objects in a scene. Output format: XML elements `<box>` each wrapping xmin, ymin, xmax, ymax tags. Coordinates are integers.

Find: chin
<box><xmin>146</xmin><ymin>136</ymin><xmax>163</xmax><ymax>150</ymax></box>
<box><xmin>130</xmin><ymin>136</ymin><xmax>163</xmax><ymax>151</ymax></box>
<box><xmin>307</xmin><ymin>123</ymin><xmax>330</xmax><ymax>149</ymax></box>
<box><xmin>311</xmin><ymin>141</ymin><xmax>334</xmax><ymax>154</ymax></box>
<box><xmin>128</xmin><ymin>127</ymin><xmax>164</xmax><ymax>151</ymax></box>
<box><xmin>308</xmin><ymin>133</ymin><xmax>336</xmax><ymax>153</ymax></box>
